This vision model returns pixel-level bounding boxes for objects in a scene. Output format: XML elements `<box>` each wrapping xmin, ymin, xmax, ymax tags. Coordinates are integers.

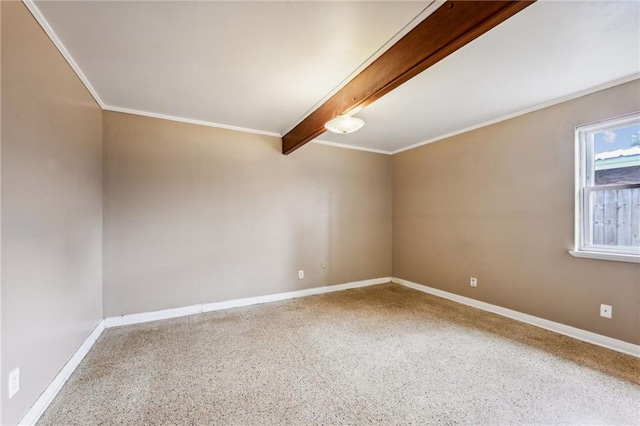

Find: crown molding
<box><xmin>21</xmin><ymin>0</ymin><xmax>640</xmax><ymax>158</ymax></box>
<box><xmin>104</xmin><ymin>106</ymin><xmax>282</xmax><ymax>138</ymax></box>
<box><xmin>390</xmin><ymin>73</ymin><xmax>640</xmax><ymax>155</ymax></box>
<box><xmin>311</xmin><ymin>139</ymin><xmax>391</xmax><ymax>155</ymax></box>
<box><xmin>22</xmin><ymin>0</ymin><xmax>105</xmax><ymax>108</ymax></box>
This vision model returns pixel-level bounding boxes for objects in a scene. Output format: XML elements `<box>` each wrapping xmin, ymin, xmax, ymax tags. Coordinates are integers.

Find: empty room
<box><xmin>1</xmin><ymin>0</ymin><xmax>639</xmax><ymax>424</ymax></box>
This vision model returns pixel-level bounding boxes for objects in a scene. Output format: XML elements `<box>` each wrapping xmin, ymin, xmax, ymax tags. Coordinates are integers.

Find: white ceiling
<box><xmin>31</xmin><ymin>0</ymin><xmax>429</xmax><ymax>136</ymax></box>
<box><xmin>31</xmin><ymin>1</ymin><xmax>640</xmax><ymax>154</ymax></box>
<box><xmin>319</xmin><ymin>0</ymin><xmax>640</xmax><ymax>153</ymax></box>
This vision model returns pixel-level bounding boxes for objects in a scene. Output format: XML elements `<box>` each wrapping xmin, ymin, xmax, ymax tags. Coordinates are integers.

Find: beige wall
<box><xmin>0</xmin><ymin>0</ymin><xmax>4</xmax><ymax>420</ymax></box>
<box><xmin>103</xmin><ymin>111</ymin><xmax>392</xmax><ymax>317</ymax></box>
<box><xmin>393</xmin><ymin>80</ymin><xmax>640</xmax><ymax>345</ymax></box>
<box><xmin>1</xmin><ymin>3</ymin><xmax>637</xmax><ymax>423</ymax></box>
<box><xmin>1</xmin><ymin>3</ymin><xmax>103</xmax><ymax>425</ymax></box>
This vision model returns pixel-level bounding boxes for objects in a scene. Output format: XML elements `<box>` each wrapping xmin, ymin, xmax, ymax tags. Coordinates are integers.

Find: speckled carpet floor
<box><xmin>38</xmin><ymin>283</ymin><xmax>639</xmax><ymax>425</ymax></box>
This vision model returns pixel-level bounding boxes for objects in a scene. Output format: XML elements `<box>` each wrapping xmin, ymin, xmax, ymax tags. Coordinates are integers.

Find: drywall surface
<box><xmin>393</xmin><ymin>79</ymin><xmax>640</xmax><ymax>344</ymax></box>
<box><xmin>103</xmin><ymin>111</ymin><xmax>392</xmax><ymax>317</ymax></box>
<box><xmin>0</xmin><ymin>1</ymin><xmax>3</xmax><ymax>420</ymax></box>
<box><xmin>1</xmin><ymin>2</ymin><xmax>103</xmax><ymax>424</ymax></box>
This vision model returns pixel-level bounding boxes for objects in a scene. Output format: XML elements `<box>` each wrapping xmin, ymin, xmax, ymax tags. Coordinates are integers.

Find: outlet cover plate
<box><xmin>600</xmin><ymin>304</ymin><xmax>612</xmax><ymax>319</ymax></box>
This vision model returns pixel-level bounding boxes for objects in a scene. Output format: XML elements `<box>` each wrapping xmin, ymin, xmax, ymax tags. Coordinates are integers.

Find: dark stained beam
<box><xmin>282</xmin><ymin>0</ymin><xmax>535</xmax><ymax>155</ymax></box>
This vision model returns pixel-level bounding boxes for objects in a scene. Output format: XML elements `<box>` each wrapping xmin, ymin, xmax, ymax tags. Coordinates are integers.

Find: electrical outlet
<box><xmin>298</xmin><ymin>270</ymin><xmax>304</xmax><ymax>280</ymax></box>
<box><xmin>8</xmin><ymin>368</ymin><xmax>19</xmax><ymax>399</ymax></box>
<box><xmin>600</xmin><ymin>304</ymin><xmax>612</xmax><ymax>319</ymax></box>
<box><xmin>470</xmin><ymin>277</ymin><xmax>478</xmax><ymax>287</ymax></box>
<box><xmin>321</xmin><ymin>260</ymin><xmax>327</xmax><ymax>269</ymax></box>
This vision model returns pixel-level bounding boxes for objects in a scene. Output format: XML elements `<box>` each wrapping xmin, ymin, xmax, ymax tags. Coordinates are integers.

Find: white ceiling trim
<box><xmin>22</xmin><ymin>0</ymin><xmax>423</xmax><ymax>143</ymax></box>
<box><xmin>311</xmin><ymin>139</ymin><xmax>390</xmax><ymax>155</ymax></box>
<box><xmin>389</xmin><ymin>73</ymin><xmax>640</xmax><ymax>155</ymax></box>
<box><xmin>281</xmin><ymin>0</ymin><xmax>444</xmax><ymax>136</ymax></box>
<box><xmin>22</xmin><ymin>0</ymin><xmax>105</xmax><ymax>108</ymax></box>
<box><xmin>23</xmin><ymin>0</ymin><xmax>283</xmax><ymax>138</ymax></box>
<box><xmin>104</xmin><ymin>106</ymin><xmax>281</xmax><ymax>138</ymax></box>
<box><xmin>21</xmin><ymin>0</ymin><xmax>639</xmax><ymax>157</ymax></box>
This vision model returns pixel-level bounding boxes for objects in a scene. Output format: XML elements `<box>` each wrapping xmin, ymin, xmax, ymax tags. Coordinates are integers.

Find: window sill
<box><xmin>569</xmin><ymin>250</ymin><xmax>640</xmax><ymax>264</ymax></box>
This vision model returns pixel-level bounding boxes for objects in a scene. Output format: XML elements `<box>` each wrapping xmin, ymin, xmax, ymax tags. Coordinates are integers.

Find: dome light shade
<box><xmin>324</xmin><ymin>115</ymin><xmax>364</xmax><ymax>134</ymax></box>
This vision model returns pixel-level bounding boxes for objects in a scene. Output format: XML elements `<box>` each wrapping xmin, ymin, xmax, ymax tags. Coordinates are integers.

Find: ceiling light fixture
<box><xmin>324</xmin><ymin>115</ymin><xmax>364</xmax><ymax>135</ymax></box>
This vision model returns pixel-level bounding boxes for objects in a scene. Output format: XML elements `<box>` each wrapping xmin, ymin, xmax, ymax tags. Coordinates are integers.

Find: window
<box><xmin>572</xmin><ymin>113</ymin><xmax>640</xmax><ymax>263</ymax></box>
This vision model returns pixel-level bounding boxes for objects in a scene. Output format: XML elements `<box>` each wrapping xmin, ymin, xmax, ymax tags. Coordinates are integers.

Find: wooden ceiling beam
<box><xmin>282</xmin><ymin>0</ymin><xmax>535</xmax><ymax>155</ymax></box>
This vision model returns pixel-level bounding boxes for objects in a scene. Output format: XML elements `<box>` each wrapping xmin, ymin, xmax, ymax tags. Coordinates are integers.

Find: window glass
<box><xmin>576</xmin><ymin>114</ymin><xmax>640</xmax><ymax>258</ymax></box>
<box><xmin>592</xmin><ymin>123</ymin><xmax>640</xmax><ymax>186</ymax></box>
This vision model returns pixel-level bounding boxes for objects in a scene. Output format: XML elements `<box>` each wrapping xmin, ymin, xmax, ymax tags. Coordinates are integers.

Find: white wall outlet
<box><xmin>8</xmin><ymin>368</ymin><xmax>19</xmax><ymax>399</ymax></box>
<box><xmin>321</xmin><ymin>260</ymin><xmax>327</xmax><ymax>269</ymax></box>
<box><xmin>298</xmin><ymin>270</ymin><xmax>304</xmax><ymax>279</ymax></box>
<box><xmin>600</xmin><ymin>304</ymin><xmax>612</xmax><ymax>319</ymax></box>
<box><xmin>470</xmin><ymin>277</ymin><xmax>478</xmax><ymax>287</ymax></box>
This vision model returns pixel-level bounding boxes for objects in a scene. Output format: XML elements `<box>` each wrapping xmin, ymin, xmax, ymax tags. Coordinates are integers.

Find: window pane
<box><xmin>593</xmin><ymin>122</ymin><xmax>640</xmax><ymax>185</ymax></box>
<box><xmin>589</xmin><ymin>188</ymin><xmax>640</xmax><ymax>247</ymax></box>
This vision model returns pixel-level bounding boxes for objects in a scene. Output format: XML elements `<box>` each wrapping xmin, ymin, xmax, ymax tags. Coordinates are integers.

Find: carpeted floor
<box><xmin>38</xmin><ymin>283</ymin><xmax>639</xmax><ymax>425</ymax></box>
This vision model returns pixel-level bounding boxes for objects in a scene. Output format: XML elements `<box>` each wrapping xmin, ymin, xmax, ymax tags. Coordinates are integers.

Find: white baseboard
<box><xmin>15</xmin><ymin>278</ymin><xmax>390</xmax><ymax>425</ymax></box>
<box><xmin>18</xmin><ymin>320</ymin><xmax>105</xmax><ymax>426</ymax></box>
<box><xmin>392</xmin><ymin>277</ymin><xmax>640</xmax><ymax>358</ymax></box>
<box><xmin>105</xmin><ymin>277</ymin><xmax>392</xmax><ymax>328</ymax></box>
<box><xmin>13</xmin><ymin>277</ymin><xmax>638</xmax><ymax>426</ymax></box>
<box><xmin>103</xmin><ymin>304</ymin><xmax>202</xmax><ymax>328</ymax></box>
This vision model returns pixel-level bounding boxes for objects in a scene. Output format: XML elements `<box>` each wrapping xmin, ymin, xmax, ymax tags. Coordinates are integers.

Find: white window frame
<box><xmin>570</xmin><ymin>113</ymin><xmax>640</xmax><ymax>263</ymax></box>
